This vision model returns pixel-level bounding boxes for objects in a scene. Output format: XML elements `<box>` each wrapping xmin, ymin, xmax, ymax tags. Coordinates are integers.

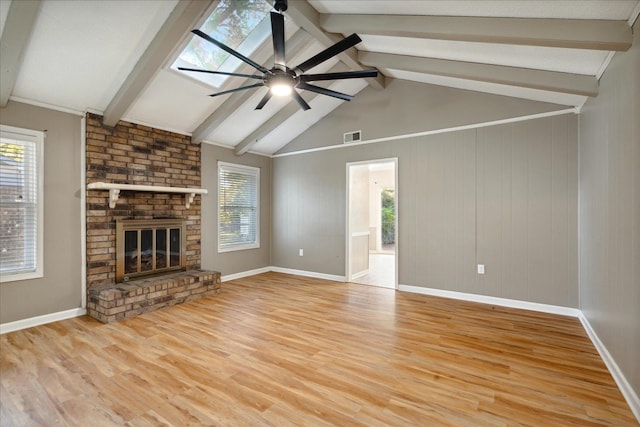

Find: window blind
<box><xmin>218</xmin><ymin>162</ymin><xmax>259</xmax><ymax>252</ymax></box>
<box><xmin>0</xmin><ymin>126</ymin><xmax>43</xmax><ymax>281</ymax></box>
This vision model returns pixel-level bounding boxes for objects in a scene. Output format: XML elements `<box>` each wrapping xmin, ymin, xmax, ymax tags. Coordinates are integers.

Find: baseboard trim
<box><xmin>398</xmin><ymin>284</ymin><xmax>581</xmax><ymax>317</ymax></box>
<box><xmin>270</xmin><ymin>267</ymin><xmax>345</xmax><ymax>282</ymax></box>
<box><xmin>221</xmin><ymin>267</ymin><xmax>272</xmax><ymax>282</ymax></box>
<box><xmin>220</xmin><ymin>266</ymin><xmax>346</xmax><ymax>283</ymax></box>
<box><xmin>0</xmin><ymin>308</ymin><xmax>87</xmax><ymax>335</ymax></box>
<box><xmin>351</xmin><ymin>269</ymin><xmax>369</xmax><ymax>280</ymax></box>
<box><xmin>578</xmin><ymin>313</ymin><xmax>640</xmax><ymax>422</ymax></box>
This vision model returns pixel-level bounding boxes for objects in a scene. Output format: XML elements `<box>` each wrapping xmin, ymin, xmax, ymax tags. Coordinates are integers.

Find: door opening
<box><xmin>346</xmin><ymin>158</ymin><xmax>398</xmax><ymax>289</ymax></box>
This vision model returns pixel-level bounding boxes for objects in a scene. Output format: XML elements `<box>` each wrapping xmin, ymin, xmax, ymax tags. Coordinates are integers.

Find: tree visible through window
<box><xmin>218</xmin><ymin>162</ymin><xmax>259</xmax><ymax>252</ymax></box>
<box><xmin>381</xmin><ymin>188</ymin><xmax>395</xmax><ymax>246</ymax></box>
<box><xmin>0</xmin><ymin>125</ymin><xmax>43</xmax><ymax>282</ymax></box>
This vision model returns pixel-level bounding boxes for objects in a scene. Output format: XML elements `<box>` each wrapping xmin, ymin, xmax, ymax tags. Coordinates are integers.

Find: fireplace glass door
<box><xmin>116</xmin><ymin>219</ymin><xmax>186</xmax><ymax>282</ymax></box>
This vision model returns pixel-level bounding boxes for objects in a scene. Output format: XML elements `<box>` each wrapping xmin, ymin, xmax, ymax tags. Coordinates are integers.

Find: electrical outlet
<box><xmin>477</xmin><ymin>264</ymin><xmax>485</xmax><ymax>274</ymax></box>
<box><xmin>299</xmin><ymin>249</ymin><xmax>304</xmax><ymax>256</ymax></box>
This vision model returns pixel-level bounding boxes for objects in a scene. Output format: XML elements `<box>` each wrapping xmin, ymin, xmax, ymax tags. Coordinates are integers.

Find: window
<box><xmin>172</xmin><ymin>0</ymin><xmax>273</xmax><ymax>88</ymax></box>
<box><xmin>218</xmin><ymin>162</ymin><xmax>259</xmax><ymax>252</ymax></box>
<box><xmin>0</xmin><ymin>125</ymin><xmax>44</xmax><ymax>282</ymax></box>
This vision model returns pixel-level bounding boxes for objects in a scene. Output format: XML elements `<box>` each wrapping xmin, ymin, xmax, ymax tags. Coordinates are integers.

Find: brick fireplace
<box><xmin>85</xmin><ymin>113</ymin><xmax>220</xmax><ymax>323</ymax></box>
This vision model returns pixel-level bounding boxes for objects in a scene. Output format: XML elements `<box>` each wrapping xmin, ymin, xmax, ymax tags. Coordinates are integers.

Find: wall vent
<box><xmin>343</xmin><ymin>130</ymin><xmax>362</xmax><ymax>144</ymax></box>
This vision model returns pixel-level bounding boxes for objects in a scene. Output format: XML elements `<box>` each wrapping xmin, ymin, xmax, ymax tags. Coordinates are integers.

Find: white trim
<box><xmin>398</xmin><ymin>284</ymin><xmax>581</xmax><ymax>317</ymax></box>
<box><xmin>629</xmin><ymin>1</ymin><xmax>640</xmax><ymax>26</ymax></box>
<box><xmin>86</xmin><ymin>182</ymin><xmax>208</xmax><ymax>194</ymax></box>
<box><xmin>596</xmin><ymin>51</ymin><xmax>616</xmax><ymax>81</ymax></box>
<box><xmin>351</xmin><ymin>269</ymin><xmax>369</xmax><ymax>280</ymax></box>
<box><xmin>345</xmin><ymin>163</ymin><xmax>352</xmax><ymax>281</ymax></box>
<box><xmin>80</xmin><ymin>115</ymin><xmax>87</xmax><ymax>308</ymax></box>
<box><xmin>0</xmin><ymin>308</ymin><xmax>87</xmax><ymax>335</ymax></box>
<box><xmin>579</xmin><ymin>313</ymin><xmax>640</xmax><ymax>422</ymax></box>
<box><xmin>577</xmin><ymin>113</ymin><xmax>582</xmax><ymax>311</ymax></box>
<box><xmin>345</xmin><ymin>158</ymin><xmax>399</xmax><ymax>288</ymax></box>
<box><xmin>351</xmin><ymin>231</ymin><xmax>370</xmax><ymax>237</ymax></box>
<box><xmin>393</xmin><ymin>159</ymin><xmax>399</xmax><ymax>290</ymax></box>
<box><xmin>37</xmin><ymin>128</ymin><xmax>44</xmax><ymax>280</ymax></box>
<box><xmin>220</xmin><ymin>266</ymin><xmax>345</xmax><ymax>282</ymax></box>
<box><xmin>273</xmin><ymin>108</ymin><xmax>577</xmax><ymax>158</ymax></box>
<box><xmin>87</xmin><ymin>182</ymin><xmax>207</xmax><ymax>209</ymax></box>
<box><xmin>8</xmin><ymin>96</ymin><xmax>84</xmax><ymax>116</ymax></box>
<box><xmin>221</xmin><ymin>267</ymin><xmax>271</xmax><ymax>282</ymax></box>
<box><xmin>270</xmin><ymin>266</ymin><xmax>345</xmax><ymax>282</ymax></box>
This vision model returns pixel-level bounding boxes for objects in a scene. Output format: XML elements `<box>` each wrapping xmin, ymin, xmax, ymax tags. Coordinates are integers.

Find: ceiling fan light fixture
<box><xmin>268</xmin><ymin>72</ymin><xmax>295</xmax><ymax>96</ymax></box>
<box><xmin>271</xmin><ymin>83</ymin><xmax>293</xmax><ymax>96</ymax></box>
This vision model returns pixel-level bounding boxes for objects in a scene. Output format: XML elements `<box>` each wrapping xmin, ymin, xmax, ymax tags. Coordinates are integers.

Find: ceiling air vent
<box><xmin>343</xmin><ymin>130</ymin><xmax>362</xmax><ymax>144</ymax></box>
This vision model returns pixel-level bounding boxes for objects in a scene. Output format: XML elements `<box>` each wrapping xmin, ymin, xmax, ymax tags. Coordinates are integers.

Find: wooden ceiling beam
<box><xmin>321</xmin><ymin>14</ymin><xmax>632</xmax><ymax>51</ymax></box>
<box><xmin>102</xmin><ymin>0</ymin><xmax>216</xmax><ymax>126</ymax></box>
<box><xmin>286</xmin><ymin>1</ymin><xmax>385</xmax><ymax>90</ymax></box>
<box><xmin>359</xmin><ymin>51</ymin><xmax>599</xmax><ymax>97</ymax></box>
<box><xmin>0</xmin><ymin>0</ymin><xmax>42</xmax><ymax>107</ymax></box>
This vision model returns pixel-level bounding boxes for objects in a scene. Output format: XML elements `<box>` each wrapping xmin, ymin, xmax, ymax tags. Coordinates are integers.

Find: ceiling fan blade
<box><xmin>291</xmin><ymin>90</ymin><xmax>311</xmax><ymax>110</ymax></box>
<box><xmin>178</xmin><ymin>67</ymin><xmax>264</xmax><ymax>80</ymax></box>
<box><xmin>295</xmin><ymin>34</ymin><xmax>362</xmax><ymax>73</ymax></box>
<box><xmin>271</xmin><ymin>12</ymin><xmax>286</xmax><ymax>67</ymax></box>
<box><xmin>297</xmin><ymin>82</ymin><xmax>353</xmax><ymax>101</ymax></box>
<box><xmin>209</xmin><ymin>83</ymin><xmax>264</xmax><ymax>98</ymax></box>
<box><xmin>192</xmin><ymin>29</ymin><xmax>269</xmax><ymax>74</ymax></box>
<box><xmin>255</xmin><ymin>91</ymin><xmax>273</xmax><ymax>110</ymax></box>
<box><xmin>299</xmin><ymin>69</ymin><xmax>378</xmax><ymax>82</ymax></box>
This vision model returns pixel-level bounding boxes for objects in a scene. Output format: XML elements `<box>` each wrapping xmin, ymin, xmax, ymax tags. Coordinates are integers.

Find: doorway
<box><xmin>346</xmin><ymin>158</ymin><xmax>397</xmax><ymax>289</ymax></box>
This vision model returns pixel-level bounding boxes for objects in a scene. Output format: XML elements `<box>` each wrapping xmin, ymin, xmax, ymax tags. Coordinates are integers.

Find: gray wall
<box><xmin>273</xmin><ymin>113</ymin><xmax>578</xmax><ymax>307</ymax></box>
<box><xmin>0</xmin><ymin>101</ymin><xmax>83</xmax><ymax>323</ymax></box>
<box><xmin>200</xmin><ymin>143</ymin><xmax>271</xmax><ymax>276</ymax></box>
<box><xmin>579</xmin><ymin>21</ymin><xmax>639</xmax><ymax>396</ymax></box>
<box><xmin>278</xmin><ymin>78</ymin><xmax>570</xmax><ymax>154</ymax></box>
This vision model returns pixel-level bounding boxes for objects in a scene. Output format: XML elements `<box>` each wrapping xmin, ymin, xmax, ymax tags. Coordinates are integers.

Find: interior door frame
<box><xmin>345</xmin><ymin>157</ymin><xmax>398</xmax><ymax>289</ymax></box>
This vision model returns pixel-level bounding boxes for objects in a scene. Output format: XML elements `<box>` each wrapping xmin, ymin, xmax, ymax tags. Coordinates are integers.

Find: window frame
<box><xmin>0</xmin><ymin>124</ymin><xmax>44</xmax><ymax>283</ymax></box>
<box><xmin>217</xmin><ymin>161</ymin><xmax>260</xmax><ymax>253</ymax></box>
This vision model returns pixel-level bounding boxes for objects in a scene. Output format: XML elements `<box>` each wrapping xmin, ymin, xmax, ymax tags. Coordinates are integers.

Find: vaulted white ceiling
<box><xmin>1</xmin><ymin>0</ymin><xmax>639</xmax><ymax>155</ymax></box>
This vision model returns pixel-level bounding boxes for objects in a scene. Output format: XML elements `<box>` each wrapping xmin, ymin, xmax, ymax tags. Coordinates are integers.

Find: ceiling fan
<box><xmin>178</xmin><ymin>0</ymin><xmax>378</xmax><ymax>111</ymax></box>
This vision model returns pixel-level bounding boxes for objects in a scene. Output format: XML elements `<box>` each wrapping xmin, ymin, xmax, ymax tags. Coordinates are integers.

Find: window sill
<box><xmin>218</xmin><ymin>243</ymin><xmax>260</xmax><ymax>253</ymax></box>
<box><xmin>0</xmin><ymin>270</ymin><xmax>43</xmax><ymax>283</ymax></box>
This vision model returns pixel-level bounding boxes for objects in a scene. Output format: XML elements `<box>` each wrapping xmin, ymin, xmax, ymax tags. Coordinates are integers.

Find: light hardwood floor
<box><xmin>1</xmin><ymin>272</ymin><xmax>637</xmax><ymax>426</ymax></box>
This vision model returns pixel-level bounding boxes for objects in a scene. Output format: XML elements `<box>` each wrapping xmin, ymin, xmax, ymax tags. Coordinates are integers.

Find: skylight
<box><xmin>172</xmin><ymin>0</ymin><xmax>273</xmax><ymax>88</ymax></box>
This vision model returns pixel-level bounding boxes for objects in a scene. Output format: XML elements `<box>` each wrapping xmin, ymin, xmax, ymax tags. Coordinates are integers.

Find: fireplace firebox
<box><xmin>115</xmin><ymin>219</ymin><xmax>186</xmax><ymax>283</ymax></box>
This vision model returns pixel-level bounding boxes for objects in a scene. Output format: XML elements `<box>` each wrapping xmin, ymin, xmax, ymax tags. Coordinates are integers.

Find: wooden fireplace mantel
<box><xmin>87</xmin><ymin>182</ymin><xmax>208</xmax><ymax>209</ymax></box>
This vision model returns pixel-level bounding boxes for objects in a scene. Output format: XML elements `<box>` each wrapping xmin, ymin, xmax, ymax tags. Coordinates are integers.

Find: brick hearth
<box><xmin>87</xmin><ymin>270</ymin><xmax>221</xmax><ymax>323</ymax></box>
